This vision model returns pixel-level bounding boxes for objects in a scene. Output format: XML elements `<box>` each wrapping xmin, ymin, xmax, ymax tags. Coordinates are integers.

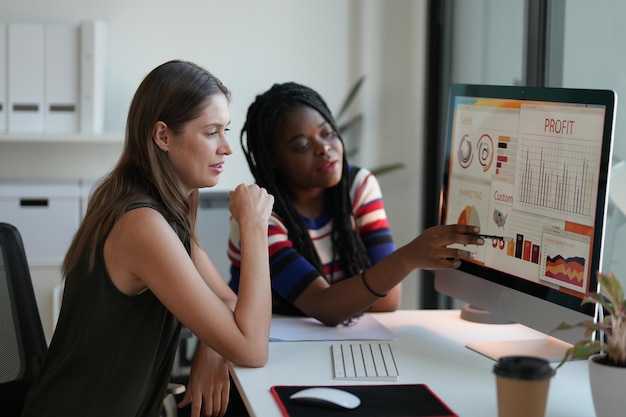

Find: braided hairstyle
<box><xmin>240</xmin><ymin>82</ymin><xmax>370</xmax><ymax>281</ymax></box>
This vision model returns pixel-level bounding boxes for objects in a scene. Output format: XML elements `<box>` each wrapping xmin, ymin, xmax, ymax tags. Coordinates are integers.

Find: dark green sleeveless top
<box><xmin>21</xmin><ymin>204</ymin><xmax>190</xmax><ymax>417</ymax></box>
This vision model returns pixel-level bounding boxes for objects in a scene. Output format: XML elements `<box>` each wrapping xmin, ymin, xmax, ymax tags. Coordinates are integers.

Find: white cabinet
<box><xmin>0</xmin><ymin>132</ymin><xmax>120</xmax><ymax>143</ymax></box>
<box><xmin>0</xmin><ymin>135</ymin><xmax>120</xmax><ymax>343</ymax></box>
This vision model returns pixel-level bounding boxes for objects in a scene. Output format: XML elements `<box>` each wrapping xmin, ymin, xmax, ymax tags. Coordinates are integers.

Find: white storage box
<box><xmin>196</xmin><ymin>189</ymin><xmax>231</xmax><ymax>280</ymax></box>
<box><xmin>79</xmin><ymin>181</ymin><xmax>96</xmax><ymax>219</ymax></box>
<box><xmin>0</xmin><ymin>182</ymin><xmax>80</xmax><ymax>265</ymax></box>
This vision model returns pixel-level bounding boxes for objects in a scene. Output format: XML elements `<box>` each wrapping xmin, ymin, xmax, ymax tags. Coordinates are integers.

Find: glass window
<box><xmin>560</xmin><ymin>1</ymin><xmax>626</xmax><ymax>282</ymax></box>
<box><xmin>443</xmin><ymin>0</ymin><xmax>624</xmax><ymax>292</ymax></box>
<box><xmin>451</xmin><ymin>0</ymin><xmax>524</xmax><ymax>86</ymax></box>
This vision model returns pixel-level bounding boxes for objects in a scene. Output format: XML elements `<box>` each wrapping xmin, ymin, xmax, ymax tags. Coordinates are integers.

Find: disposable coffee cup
<box><xmin>493</xmin><ymin>356</ymin><xmax>554</xmax><ymax>417</ymax></box>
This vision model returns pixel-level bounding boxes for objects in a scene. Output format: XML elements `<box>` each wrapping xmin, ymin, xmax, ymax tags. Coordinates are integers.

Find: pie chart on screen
<box><xmin>457</xmin><ymin>205</ymin><xmax>481</xmax><ymax>228</ymax></box>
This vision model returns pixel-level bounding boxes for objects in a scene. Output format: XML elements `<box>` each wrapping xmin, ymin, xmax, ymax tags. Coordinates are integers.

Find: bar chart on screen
<box><xmin>515</xmin><ymin>136</ymin><xmax>598</xmax><ymax>223</ymax></box>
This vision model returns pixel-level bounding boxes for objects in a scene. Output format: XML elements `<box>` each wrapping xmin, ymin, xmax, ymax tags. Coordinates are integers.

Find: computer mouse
<box><xmin>289</xmin><ymin>387</ymin><xmax>361</xmax><ymax>410</ymax></box>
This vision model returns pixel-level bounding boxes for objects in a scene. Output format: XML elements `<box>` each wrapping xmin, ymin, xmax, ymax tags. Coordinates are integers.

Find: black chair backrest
<box><xmin>0</xmin><ymin>222</ymin><xmax>47</xmax><ymax>415</ymax></box>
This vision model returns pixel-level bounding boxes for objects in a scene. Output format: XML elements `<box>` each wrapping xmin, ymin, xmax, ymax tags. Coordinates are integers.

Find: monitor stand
<box><xmin>460</xmin><ymin>304</ymin><xmax>513</xmax><ymax>324</ymax></box>
<box><xmin>459</xmin><ymin>304</ymin><xmax>573</xmax><ymax>362</ymax></box>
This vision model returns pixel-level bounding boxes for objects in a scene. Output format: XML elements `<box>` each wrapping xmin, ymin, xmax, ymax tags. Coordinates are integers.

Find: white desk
<box><xmin>229</xmin><ymin>310</ymin><xmax>594</xmax><ymax>417</ymax></box>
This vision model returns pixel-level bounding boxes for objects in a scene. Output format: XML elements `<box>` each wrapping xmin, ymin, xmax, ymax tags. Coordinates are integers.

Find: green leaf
<box><xmin>336</xmin><ymin>75</ymin><xmax>366</xmax><ymax>121</ymax></box>
<box><xmin>570</xmin><ymin>341</ymin><xmax>602</xmax><ymax>359</ymax></box>
<box><xmin>371</xmin><ymin>163</ymin><xmax>405</xmax><ymax>177</ymax></box>
<box><xmin>555</xmin><ymin>341</ymin><xmax>602</xmax><ymax>372</ymax></box>
<box><xmin>599</xmin><ymin>272</ymin><xmax>624</xmax><ymax>314</ymax></box>
<box><xmin>334</xmin><ymin>75</ymin><xmax>404</xmax><ymax>178</ymax></box>
<box><xmin>338</xmin><ymin>114</ymin><xmax>363</xmax><ymax>135</ymax></box>
<box><xmin>553</xmin><ymin>271</ymin><xmax>626</xmax><ymax>367</ymax></box>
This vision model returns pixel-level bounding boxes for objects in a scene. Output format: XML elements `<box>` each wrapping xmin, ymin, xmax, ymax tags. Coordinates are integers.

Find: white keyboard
<box><xmin>331</xmin><ymin>342</ymin><xmax>399</xmax><ymax>381</ymax></box>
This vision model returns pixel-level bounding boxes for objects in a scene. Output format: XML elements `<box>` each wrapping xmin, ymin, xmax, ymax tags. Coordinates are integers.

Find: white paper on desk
<box><xmin>269</xmin><ymin>314</ymin><xmax>395</xmax><ymax>342</ymax></box>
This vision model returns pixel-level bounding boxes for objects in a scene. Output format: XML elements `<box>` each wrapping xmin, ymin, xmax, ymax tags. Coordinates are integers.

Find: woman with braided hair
<box><xmin>227</xmin><ymin>81</ymin><xmax>483</xmax><ymax>326</ymax></box>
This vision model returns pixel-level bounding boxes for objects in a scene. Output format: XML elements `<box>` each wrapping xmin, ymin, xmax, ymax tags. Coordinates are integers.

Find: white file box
<box><xmin>7</xmin><ymin>23</ymin><xmax>45</xmax><ymax>133</ymax></box>
<box><xmin>79</xmin><ymin>20</ymin><xmax>107</xmax><ymax>134</ymax></box>
<box><xmin>79</xmin><ymin>181</ymin><xmax>95</xmax><ymax>219</ymax></box>
<box><xmin>0</xmin><ymin>182</ymin><xmax>80</xmax><ymax>265</ymax></box>
<box><xmin>44</xmin><ymin>23</ymin><xmax>80</xmax><ymax>133</ymax></box>
<box><xmin>196</xmin><ymin>189</ymin><xmax>231</xmax><ymax>280</ymax></box>
<box><xmin>0</xmin><ymin>23</ymin><xmax>7</xmax><ymax>132</ymax></box>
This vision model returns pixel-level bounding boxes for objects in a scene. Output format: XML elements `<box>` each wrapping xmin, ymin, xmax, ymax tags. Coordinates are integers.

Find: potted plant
<box><xmin>336</xmin><ymin>76</ymin><xmax>404</xmax><ymax>176</ymax></box>
<box><xmin>552</xmin><ymin>271</ymin><xmax>626</xmax><ymax>417</ymax></box>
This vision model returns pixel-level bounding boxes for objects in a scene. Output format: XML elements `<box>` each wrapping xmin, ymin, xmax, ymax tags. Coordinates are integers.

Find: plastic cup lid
<box><xmin>493</xmin><ymin>356</ymin><xmax>555</xmax><ymax>380</ymax></box>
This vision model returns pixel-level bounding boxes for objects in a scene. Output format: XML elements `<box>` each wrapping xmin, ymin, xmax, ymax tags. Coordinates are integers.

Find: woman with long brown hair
<box><xmin>22</xmin><ymin>60</ymin><xmax>273</xmax><ymax>417</ymax></box>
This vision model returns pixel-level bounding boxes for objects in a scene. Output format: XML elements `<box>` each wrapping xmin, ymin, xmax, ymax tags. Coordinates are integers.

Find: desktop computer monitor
<box><xmin>435</xmin><ymin>84</ymin><xmax>617</xmax><ymax>360</ymax></box>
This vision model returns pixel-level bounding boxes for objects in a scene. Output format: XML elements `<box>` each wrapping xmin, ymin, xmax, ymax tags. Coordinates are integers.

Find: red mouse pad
<box><xmin>270</xmin><ymin>384</ymin><xmax>458</xmax><ymax>417</ymax></box>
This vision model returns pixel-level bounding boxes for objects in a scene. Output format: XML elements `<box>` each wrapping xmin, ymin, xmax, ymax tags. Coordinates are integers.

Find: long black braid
<box><xmin>240</xmin><ymin>82</ymin><xmax>371</xmax><ymax>281</ymax></box>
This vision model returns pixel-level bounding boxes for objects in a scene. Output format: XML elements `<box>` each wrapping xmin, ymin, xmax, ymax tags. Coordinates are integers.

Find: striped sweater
<box><xmin>227</xmin><ymin>166</ymin><xmax>395</xmax><ymax>314</ymax></box>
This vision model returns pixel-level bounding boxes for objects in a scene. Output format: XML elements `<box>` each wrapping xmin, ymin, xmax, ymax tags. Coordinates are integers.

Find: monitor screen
<box><xmin>435</xmin><ymin>84</ymin><xmax>617</xmax><ymax>360</ymax></box>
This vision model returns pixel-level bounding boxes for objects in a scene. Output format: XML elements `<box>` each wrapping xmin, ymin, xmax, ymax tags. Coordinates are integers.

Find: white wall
<box><xmin>1</xmin><ymin>0</ymin><xmax>354</xmax><ymax>188</ymax></box>
<box><xmin>0</xmin><ymin>0</ymin><xmax>430</xmax><ymax>339</ymax></box>
<box><xmin>356</xmin><ymin>1</ymin><xmax>427</xmax><ymax>311</ymax></box>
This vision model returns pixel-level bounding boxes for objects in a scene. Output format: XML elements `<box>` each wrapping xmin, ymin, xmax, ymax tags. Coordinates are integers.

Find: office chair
<box><xmin>0</xmin><ymin>222</ymin><xmax>183</xmax><ymax>416</ymax></box>
<box><xmin>0</xmin><ymin>222</ymin><xmax>47</xmax><ymax>417</ymax></box>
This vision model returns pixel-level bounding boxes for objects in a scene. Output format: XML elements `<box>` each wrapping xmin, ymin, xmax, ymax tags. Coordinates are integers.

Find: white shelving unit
<box><xmin>0</xmin><ymin>132</ymin><xmax>122</xmax><ymax>144</ymax></box>
<box><xmin>0</xmin><ymin>133</ymin><xmax>123</xmax><ymax>342</ymax></box>
<box><xmin>0</xmin><ymin>133</ymin><xmax>124</xmax><ymax>183</ymax></box>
